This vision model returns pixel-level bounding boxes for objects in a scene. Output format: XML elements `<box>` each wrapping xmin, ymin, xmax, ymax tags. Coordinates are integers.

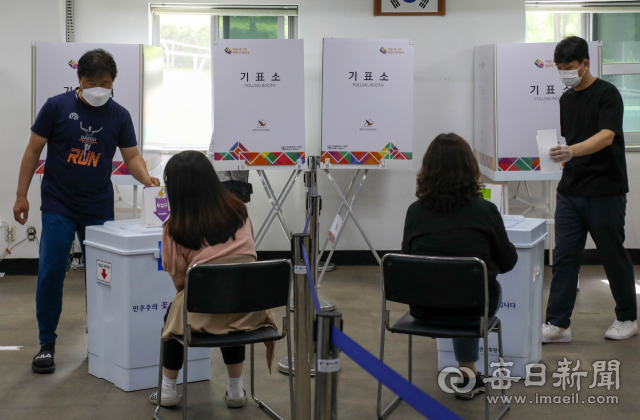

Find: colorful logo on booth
<box><xmin>534</xmin><ymin>59</ymin><xmax>544</xmax><ymax>69</ymax></box>
<box><xmin>257</xmin><ymin>120</ymin><xmax>267</xmax><ymax>127</ymax></box>
<box><xmin>68</xmin><ymin>59</ymin><xmax>78</xmax><ymax>69</ymax></box>
<box><xmin>364</xmin><ymin>119</ymin><xmax>374</xmax><ymax>127</ymax></box>
<box><xmin>225</xmin><ymin>47</ymin><xmax>232</xmax><ymax>54</ymax></box>
<box><xmin>380</xmin><ymin>47</ymin><xmax>387</xmax><ymax>54</ymax></box>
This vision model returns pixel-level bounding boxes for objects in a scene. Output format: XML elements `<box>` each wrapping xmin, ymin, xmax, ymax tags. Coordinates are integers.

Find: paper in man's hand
<box><xmin>537</xmin><ymin>129</ymin><xmax>562</xmax><ymax>173</ymax></box>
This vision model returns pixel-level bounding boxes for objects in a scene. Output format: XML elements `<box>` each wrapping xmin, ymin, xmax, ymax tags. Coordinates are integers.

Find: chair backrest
<box><xmin>381</xmin><ymin>254</ymin><xmax>488</xmax><ymax>314</ymax></box>
<box><xmin>184</xmin><ymin>259</ymin><xmax>292</xmax><ymax>314</ymax></box>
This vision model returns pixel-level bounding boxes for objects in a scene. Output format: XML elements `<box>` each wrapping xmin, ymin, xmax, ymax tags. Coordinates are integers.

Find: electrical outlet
<box><xmin>5</xmin><ymin>225</ymin><xmax>15</xmax><ymax>243</ymax></box>
<box><xmin>27</xmin><ymin>226</ymin><xmax>37</xmax><ymax>241</ymax></box>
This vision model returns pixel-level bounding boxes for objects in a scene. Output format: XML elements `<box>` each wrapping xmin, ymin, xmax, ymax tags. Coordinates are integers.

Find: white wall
<box><xmin>0</xmin><ymin>0</ymin><xmax>63</xmax><ymax>259</ymax></box>
<box><xmin>5</xmin><ymin>1</ymin><xmax>636</xmax><ymax>257</ymax></box>
<box><xmin>74</xmin><ymin>0</ymin><xmax>527</xmax><ymax>252</ymax></box>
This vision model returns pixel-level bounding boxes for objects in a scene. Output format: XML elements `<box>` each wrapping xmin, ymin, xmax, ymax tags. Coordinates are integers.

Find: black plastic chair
<box><xmin>377</xmin><ymin>254</ymin><xmax>509</xmax><ymax>420</ymax></box>
<box><xmin>153</xmin><ymin>259</ymin><xmax>294</xmax><ymax>420</ymax></box>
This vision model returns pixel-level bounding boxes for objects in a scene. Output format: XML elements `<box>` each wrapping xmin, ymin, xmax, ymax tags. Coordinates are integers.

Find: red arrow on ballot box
<box><xmin>101</xmin><ymin>269</ymin><xmax>107</xmax><ymax>279</ymax></box>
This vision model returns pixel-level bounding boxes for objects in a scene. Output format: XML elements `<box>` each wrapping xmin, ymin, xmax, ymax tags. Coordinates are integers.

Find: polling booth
<box><xmin>317</xmin><ymin>38</ymin><xmax>415</xmax><ymax>282</ymax></box>
<box><xmin>437</xmin><ymin>216</ymin><xmax>547</xmax><ymax>378</ymax></box>
<box><xmin>84</xmin><ymin>220</ymin><xmax>210</xmax><ymax>392</ymax></box>
<box><xmin>473</xmin><ymin>41</ymin><xmax>601</xmax><ymax>182</ymax></box>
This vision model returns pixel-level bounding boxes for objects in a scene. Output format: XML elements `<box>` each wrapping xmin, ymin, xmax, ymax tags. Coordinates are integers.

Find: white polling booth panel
<box><xmin>320</xmin><ymin>38</ymin><xmax>414</xmax><ymax>169</ymax></box>
<box><xmin>473</xmin><ymin>42</ymin><xmax>601</xmax><ymax>181</ymax></box>
<box><xmin>437</xmin><ymin>216</ymin><xmax>547</xmax><ymax>378</ymax></box>
<box><xmin>212</xmin><ymin>39</ymin><xmax>305</xmax><ymax>170</ymax></box>
<box><xmin>84</xmin><ymin>221</ymin><xmax>210</xmax><ymax>391</ymax></box>
<box><xmin>32</xmin><ymin>42</ymin><xmax>164</xmax><ymax>185</ymax></box>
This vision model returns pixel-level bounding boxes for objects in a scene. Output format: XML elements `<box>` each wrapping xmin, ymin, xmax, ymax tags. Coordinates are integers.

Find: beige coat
<box><xmin>161</xmin><ymin>220</ymin><xmax>278</xmax><ymax>371</ymax></box>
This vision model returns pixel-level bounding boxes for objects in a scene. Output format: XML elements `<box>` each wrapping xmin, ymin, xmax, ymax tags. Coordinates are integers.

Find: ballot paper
<box><xmin>536</xmin><ymin>129</ymin><xmax>562</xmax><ymax>173</ymax></box>
<box><xmin>140</xmin><ymin>186</ymin><xmax>170</xmax><ymax>227</ymax></box>
<box><xmin>480</xmin><ymin>183</ymin><xmax>504</xmax><ymax>214</ymax></box>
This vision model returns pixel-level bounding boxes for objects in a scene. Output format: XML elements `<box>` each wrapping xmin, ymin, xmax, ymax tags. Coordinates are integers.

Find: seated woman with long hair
<box><xmin>402</xmin><ymin>133</ymin><xmax>518</xmax><ymax>400</ymax></box>
<box><xmin>150</xmin><ymin>151</ymin><xmax>277</xmax><ymax>409</ymax></box>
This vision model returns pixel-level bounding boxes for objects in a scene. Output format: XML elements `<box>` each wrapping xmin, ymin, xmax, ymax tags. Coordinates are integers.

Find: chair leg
<box><xmin>376</xmin><ymin>320</ymin><xmax>401</xmax><ymax>420</ymax></box>
<box><xmin>485</xmin><ymin>321</ymin><xmax>510</xmax><ymax>420</ymax></box>
<box><xmin>250</xmin><ymin>343</ymin><xmax>285</xmax><ymax>420</ymax></box>
<box><xmin>408</xmin><ymin>335</ymin><xmax>413</xmax><ymax>383</ymax></box>
<box><xmin>493</xmin><ymin>320</ymin><xmax>510</xmax><ymax>420</ymax></box>
<box><xmin>153</xmin><ymin>336</ymin><xmax>164</xmax><ymax>420</ymax></box>
<box><xmin>182</xmin><ymin>340</ymin><xmax>188</xmax><ymax>420</ymax></box>
<box><xmin>484</xmin><ymin>332</ymin><xmax>490</xmax><ymax>420</ymax></box>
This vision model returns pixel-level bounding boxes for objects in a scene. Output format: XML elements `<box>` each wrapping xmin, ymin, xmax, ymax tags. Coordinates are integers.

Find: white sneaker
<box><xmin>225</xmin><ymin>389</ymin><xmax>247</xmax><ymax>408</ymax></box>
<box><xmin>542</xmin><ymin>323</ymin><xmax>572</xmax><ymax>343</ymax></box>
<box><xmin>149</xmin><ymin>389</ymin><xmax>182</xmax><ymax>407</ymax></box>
<box><xmin>604</xmin><ymin>320</ymin><xmax>638</xmax><ymax>340</ymax></box>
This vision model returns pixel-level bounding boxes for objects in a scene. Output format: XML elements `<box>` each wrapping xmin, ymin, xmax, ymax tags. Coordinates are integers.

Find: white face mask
<box><xmin>80</xmin><ymin>82</ymin><xmax>112</xmax><ymax>107</ymax></box>
<box><xmin>558</xmin><ymin>63</ymin><xmax>585</xmax><ymax>88</ymax></box>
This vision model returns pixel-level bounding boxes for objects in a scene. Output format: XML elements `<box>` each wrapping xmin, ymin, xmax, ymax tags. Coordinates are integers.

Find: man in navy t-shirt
<box><xmin>13</xmin><ymin>49</ymin><xmax>159</xmax><ymax>373</ymax></box>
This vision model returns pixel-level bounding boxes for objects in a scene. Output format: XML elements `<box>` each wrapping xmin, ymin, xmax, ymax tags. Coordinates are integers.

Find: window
<box><xmin>156</xmin><ymin>14</ymin><xmax>212</xmax><ymax>151</ymax></box>
<box><xmin>526</xmin><ymin>3</ymin><xmax>640</xmax><ymax>148</ymax></box>
<box><xmin>526</xmin><ymin>13</ymin><xmax>582</xmax><ymax>43</ymax></box>
<box><xmin>594</xmin><ymin>14</ymin><xmax>640</xmax><ymax>139</ymax></box>
<box><xmin>150</xmin><ymin>5</ymin><xmax>298</xmax><ymax>151</ymax></box>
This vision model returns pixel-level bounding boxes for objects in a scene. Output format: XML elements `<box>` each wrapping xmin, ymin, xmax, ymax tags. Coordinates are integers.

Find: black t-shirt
<box><xmin>558</xmin><ymin>78</ymin><xmax>628</xmax><ymax>197</ymax></box>
<box><xmin>401</xmin><ymin>196</ymin><xmax>518</xmax><ymax>320</ymax></box>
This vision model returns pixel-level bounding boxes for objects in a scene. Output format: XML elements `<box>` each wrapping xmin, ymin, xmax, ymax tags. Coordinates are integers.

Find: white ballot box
<box><xmin>84</xmin><ymin>220</ymin><xmax>210</xmax><ymax>391</ymax></box>
<box><xmin>437</xmin><ymin>216</ymin><xmax>547</xmax><ymax>378</ymax></box>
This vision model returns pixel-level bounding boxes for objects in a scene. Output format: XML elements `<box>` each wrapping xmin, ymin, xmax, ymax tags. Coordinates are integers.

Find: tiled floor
<box><xmin>0</xmin><ymin>265</ymin><xmax>638</xmax><ymax>419</ymax></box>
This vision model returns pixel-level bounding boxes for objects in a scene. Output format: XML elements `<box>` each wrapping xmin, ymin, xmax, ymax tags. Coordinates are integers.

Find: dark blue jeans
<box><xmin>453</xmin><ymin>285</ymin><xmax>502</xmax><ymax>363</ymax></box>
<box><xmin>36</xmin><ymin>212</ymin><xmax>112</xmax><ymax>344</ymax></box>
<box><xmin>546</xmin><ymin>194</ymin><xmax>637</xmax><ymax>328</ymax></box>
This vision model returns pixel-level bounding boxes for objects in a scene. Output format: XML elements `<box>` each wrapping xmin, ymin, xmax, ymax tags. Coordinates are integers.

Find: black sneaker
<box><xmin>32</xmin><ymin>343</ymin><xmax>56</xmax><ymax>374</ymax></box>
<box><xmin>454</xmin><ymin>374</ymin><xmax>486</xmax><ymax>400</ymax></box>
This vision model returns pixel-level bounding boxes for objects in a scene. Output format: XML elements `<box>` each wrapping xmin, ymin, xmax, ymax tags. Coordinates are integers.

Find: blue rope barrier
<box><xmin>301</xmin><ymin>243</ymin><xmax>322</xmax><ymax>313</ymax></box>
<box><xmin>303</xmin><ymin>207</ymin><xmax>312</xmax><ymax>235</ymax></box>
<box><xmin>331</xmin><ymin>326</ymin><xmax>465</xmax><ymax>420</ymax></box>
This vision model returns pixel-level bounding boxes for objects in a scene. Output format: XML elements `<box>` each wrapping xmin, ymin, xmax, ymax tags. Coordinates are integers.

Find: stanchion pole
<box><xmin>315</xmin><ymin>312</ymin><xmax>342</xmax><ymax>420</ymax></box>
<box><xmin>292</xmin><ymin>233</ymin><xmax>313</xmax><ymax>420</ymax></box>
<box><xmin>307</xmin><ymin>157</ymin><xmax>335</xmax><ymax>312</ymax></box>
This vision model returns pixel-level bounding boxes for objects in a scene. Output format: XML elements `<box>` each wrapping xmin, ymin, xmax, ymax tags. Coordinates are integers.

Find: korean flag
<box><xmin>383</xmin><ymin>0</ymin><xmax>437</xmax><ymax>12</ymax></box>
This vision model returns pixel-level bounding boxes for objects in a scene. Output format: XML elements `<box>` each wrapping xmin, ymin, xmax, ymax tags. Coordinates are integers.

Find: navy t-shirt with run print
<box><xmin>31</xmin><ymin>90</ymin><xmax>137</xmax><ymax>220</ymax></box>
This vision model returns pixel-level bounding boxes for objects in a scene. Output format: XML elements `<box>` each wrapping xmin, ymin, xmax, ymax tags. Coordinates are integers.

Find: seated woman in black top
<box><xmin>402</xmin><ymin>133</ymin><xmax>518</xmax><ymax>400</ymax></box>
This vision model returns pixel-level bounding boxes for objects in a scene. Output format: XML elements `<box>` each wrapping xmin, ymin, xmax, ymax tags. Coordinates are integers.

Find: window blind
<box><xmin>150</xmin><ymin>4</ymin><xmax>298</xmax><ymax>16</ymax></box>
<box><xmin>526</xmin><ymin>1</ymin><xmax>640</xmax><ymax>12</ymax></box>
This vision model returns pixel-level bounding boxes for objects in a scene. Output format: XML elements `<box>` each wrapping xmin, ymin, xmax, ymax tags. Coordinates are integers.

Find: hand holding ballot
<box><xmin>536</xmin><ymin>129</ymin><xmax>563</xmax><ymax>173</ymax></box>
<box><xmin>549</xmin><ymin>144</ymin><xmax>573</xmax><ymax>163</ymax></box>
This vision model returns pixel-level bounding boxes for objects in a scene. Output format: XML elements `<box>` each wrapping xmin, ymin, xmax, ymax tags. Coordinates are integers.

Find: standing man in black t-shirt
<box><xmin>543</xmin><ymin>36</ymin><xmax>637</xmax><ymax>343</ymax></box>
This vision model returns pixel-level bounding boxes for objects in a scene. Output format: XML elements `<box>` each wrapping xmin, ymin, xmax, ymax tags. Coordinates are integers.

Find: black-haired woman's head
<box><xmin>416</xmin><ymin>133</ymin><xmax>482</xmax><ymax>214</ymax></box>
<box><xmin>163</xmin><ymin>151</ymin><xmax>248</xmax><ymax>250</ymax></box>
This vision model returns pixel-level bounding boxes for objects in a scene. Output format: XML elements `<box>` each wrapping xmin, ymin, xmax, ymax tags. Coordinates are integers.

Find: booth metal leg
<box><xmin>255</xmin><ymin>170</ymin><xmax>302</xmax><ymax>248</ymax></box>
<box><xmin>318</xmin><ymin>169</ymin><xmax>381</xmax><ymax>288</ymax></box>
<box><xmin>503</xmin><ymin>182</ymin><xmax>509</xmax><ymax>215</ymax></box>
<box><xmin>318</xmin><ymin>170</ymin><xmax>360</xmax><ymax>265</ymax></box>
<box><xmin>132</xmin><ymin>185</ymin><xmax>138</xmax><ymax>219</ymax></box>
